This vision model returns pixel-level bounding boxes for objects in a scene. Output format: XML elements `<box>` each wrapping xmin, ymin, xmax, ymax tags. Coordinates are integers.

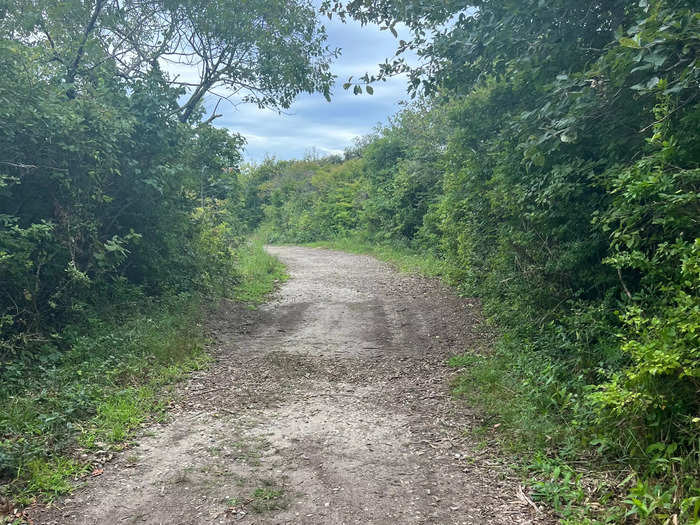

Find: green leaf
<box><xmin>619</xmin><ymin>37</ymin><xmax>641</xmax><ymax>48</ymax></box>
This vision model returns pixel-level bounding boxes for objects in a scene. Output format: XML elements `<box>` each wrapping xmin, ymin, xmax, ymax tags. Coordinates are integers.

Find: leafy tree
<box><xmin>0</xmin><ymin>0</ymin><xmax>338</xmax><ymax>345</ymax></box>
<box><xmin>4</xmin><ymin>0</ymin><xmax>338</xmax><ymax>120</ymax></box>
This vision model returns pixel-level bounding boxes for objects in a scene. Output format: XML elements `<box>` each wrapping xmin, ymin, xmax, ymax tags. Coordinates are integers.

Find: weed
<box><xmin>225</xmin><ymin>478</ymin><xmax>288</xmax><ymax>514</ymax></box>
<box><xmin>17</xmin><ymin>457</ymin><xmax>88</xmax><ymax>504</ymax></box>
<box><xmin>207</xmin><ymin>446</ymin><xmax>223</xmax><ymax>457</ymax></box>
<box><xmin>528</xmin><ymin>455</ymin><xmax>588</xmax><ymax>519</ymax></box>
<box><xmin>233</xmin><ymin>237</ymin><xmax>288</xmax><ymax>304</ymax></box>
<box><xmin>249</xmin><ymin>480</ymin><xmax>287</xmax><ymax>513</ymax></box>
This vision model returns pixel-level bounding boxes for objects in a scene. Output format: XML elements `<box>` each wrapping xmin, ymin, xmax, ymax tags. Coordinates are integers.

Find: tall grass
<box><xmin>233</xmin><ymin>237</ymin><xmax>288</xmax><ymax>304</ymax></box>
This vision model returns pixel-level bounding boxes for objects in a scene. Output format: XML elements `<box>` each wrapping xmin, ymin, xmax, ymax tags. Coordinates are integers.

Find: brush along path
<box><xmin>29</xmin><ymin>246</ymin><xmax>552</xmax><ymax>524</ymax></box>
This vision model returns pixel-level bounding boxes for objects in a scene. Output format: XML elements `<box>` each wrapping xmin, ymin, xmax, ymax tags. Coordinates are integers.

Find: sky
<box><xmin>201</xmin><ymin>14</ymin><xmax>415</xmax><ymax>162</ymax></box>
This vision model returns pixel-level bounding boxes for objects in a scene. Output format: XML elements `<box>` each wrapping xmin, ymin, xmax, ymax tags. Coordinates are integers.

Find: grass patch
<box><xmin>250</xmin><ymin>483</ymin><xmax>287</xmax><ymax>514</ymax></box>
<box><xmin>233</xmin><ymin>237</ymin><xmax>288</xmax><ymax>304</ymax></box>
<box><xmin>448</xmin><ymin>347</ymin><xmax>580</xmax><ymax>456</ymax></box>
<box><xmin>225</xmin><ymin>478</ymin><xmax>289</xmax><ymax>515</ymax></box>
<box><xmin>0</xmin><ymin>294</ymin><xmax>210</xmax><ymax>505</ymax></box>
<box><xmin>305</xmin><ymin>236</ymin><xmax>448</xmax><ymax>279</ymax></box>
<box><xmin>20</xmin><ymin>457</ymin><xmax>89</xmax><ymax>503</ymax></box>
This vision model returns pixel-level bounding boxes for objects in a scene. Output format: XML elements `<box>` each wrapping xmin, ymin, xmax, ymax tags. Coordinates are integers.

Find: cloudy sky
<box><xmin>202</xmin><ymin>14</ymin><xmax>414</xmax><ymax>162</ymax></box>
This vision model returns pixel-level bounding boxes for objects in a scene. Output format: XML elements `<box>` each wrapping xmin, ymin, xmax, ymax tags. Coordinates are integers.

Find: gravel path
<box><xmin>29</xmin><ymin>246</ymin><xmax>552</xmax><ymax>524</ymax></box>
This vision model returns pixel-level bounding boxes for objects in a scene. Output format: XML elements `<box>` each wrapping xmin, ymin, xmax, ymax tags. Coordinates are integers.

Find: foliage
<box><xmin>0</xmin><ymin>295</ymin><xmax>208</xmax><ymax>503</ymax></box>
<box><xmin>0</xmin><ymin>0</ymin><xmax>331</xmax><ymax>505</ymax></box>
<box><xmin>0</xmin><ymin>0</ymin><xmax>335</xmax><ymax>351</ymax></box>
<box><xmin>252</xmin><ymin>0</ymin><xmax>700</xmax><ymax>520</ymax></box>
<box><xmin>3</xmin><ymin>0</ymin><xmax>337</xmax><ymax>121</ymax></box>
<box><xmin>2</xmin><ymin>0</ymin><xmax>698</xmax><ymax>519</ymax></box>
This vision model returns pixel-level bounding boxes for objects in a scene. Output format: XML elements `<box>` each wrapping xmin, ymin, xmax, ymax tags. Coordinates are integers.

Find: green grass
<box><xmin>225</xmin><ymin>478</ymin><xmax>288</xmax><ymax>514</ymax></box>
<box><xmin>305</xmin><ymin>236</ymin><xmax>448</xmax><ymax>279</ymax></box>
<box><xmin>449</xmin><ymin>349</ymin><xmax>626</xmax><ymax>522</ymax></box>
<box><xmin>250</xmin><ymin>484</ymin><xmax>287</xmax><ymax>513</ymax></box>
<box><xmin>0</xmin><ymin>295</ymin><xmax>210</xmax><ymax>505</ymax></box>
<box><xmin>21</xmin><ymin>457</ymin><xmax>89</xmax><ymax>502</ymax></box>
<box><xmin>233</xmin><ymin>237</ymin><xmax>288</xmax><ymax>304</ymax></box>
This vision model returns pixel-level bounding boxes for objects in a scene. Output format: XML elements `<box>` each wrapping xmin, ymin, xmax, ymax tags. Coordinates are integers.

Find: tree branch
<box><xmin>66</xmin><ymin>0</ymin><xmax>107</xmax><ymax>93</ymax></box>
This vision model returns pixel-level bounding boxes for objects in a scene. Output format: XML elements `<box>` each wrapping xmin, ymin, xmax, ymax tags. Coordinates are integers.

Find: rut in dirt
<box><xmin>29</xmin><ymin>246</ymin><xmax>551</xmax><ymax>525</ymax></box>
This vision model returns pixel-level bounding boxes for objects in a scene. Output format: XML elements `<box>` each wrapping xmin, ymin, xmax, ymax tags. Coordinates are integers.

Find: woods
<box><xmin>1</xmin><ymin>0</ymin><xmax>699</xmax><ymax>522</ymax></box>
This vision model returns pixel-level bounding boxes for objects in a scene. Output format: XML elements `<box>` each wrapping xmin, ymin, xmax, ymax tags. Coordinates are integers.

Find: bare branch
<box><xmin>66</xmin><ymin>0</ymin><xmax>108</xmax><ymax>89</ymax></box>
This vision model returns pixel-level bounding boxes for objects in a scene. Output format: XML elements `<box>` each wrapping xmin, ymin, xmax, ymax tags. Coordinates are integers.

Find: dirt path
<box><xmin>30</xmin><ymin>246</ymin><xmax>551</xmax><ymax>525</ymax></box>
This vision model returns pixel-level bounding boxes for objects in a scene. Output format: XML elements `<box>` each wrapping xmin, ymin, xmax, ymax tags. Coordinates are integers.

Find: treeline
<box><xmin>246</xmin><ymin>0</ymin><xmax>699</xmax><ymax>521</ymax></box>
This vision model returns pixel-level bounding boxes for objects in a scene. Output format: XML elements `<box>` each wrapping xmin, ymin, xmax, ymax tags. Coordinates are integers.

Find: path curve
<box><xmin>30</xmin><ymin>246</ymin><xmax>550</xmax><ymax>525</ymax></box>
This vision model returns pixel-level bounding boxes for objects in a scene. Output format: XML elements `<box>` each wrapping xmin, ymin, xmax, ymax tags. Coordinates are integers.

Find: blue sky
<box><xmin>207</xmin><ymin>15</ymin><xmax>414</xmax><ymax>162</ymax></box>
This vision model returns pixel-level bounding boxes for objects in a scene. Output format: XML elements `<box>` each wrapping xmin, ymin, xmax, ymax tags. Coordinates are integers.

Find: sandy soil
<box><xmin>28</xmin><ymin>246</ymin><xmax>552</xmax><ymax>525</ymax></box>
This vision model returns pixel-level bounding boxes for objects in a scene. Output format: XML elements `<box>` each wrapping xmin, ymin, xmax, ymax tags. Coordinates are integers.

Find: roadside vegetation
<box><xmin>243</xmin><ymin>1</ymin><xmax>699</xmax><ymax>522</ymax></box>
<box><xmin>0</xmin><ymin>0</ymin><xmax>332</xmax><ymax>512</ymax></box>
<box><xmin>233</xmin><ymin>238</ymin><xmax>288</xmax><ymax>305</ymax></box>
<box><xmin>1</xmin><ymin>0</ymin><xmax>698</xmax><ymax>523</ymax></box>
<box><xmin>1</xmin><ymin>295</ymin><xmax>208</xmax><ymax>505</ymax></box>
<box><xmin>0</xmin><ymin>238</ymin><xmax>284</xmax><ymax>509</ymax></box>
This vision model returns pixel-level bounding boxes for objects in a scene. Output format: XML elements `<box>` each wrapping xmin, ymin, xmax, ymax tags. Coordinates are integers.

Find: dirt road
<box><xmin>30</xmin><ymin>246</ymin><xmax>549</xmax><ymax>524</ymax></box>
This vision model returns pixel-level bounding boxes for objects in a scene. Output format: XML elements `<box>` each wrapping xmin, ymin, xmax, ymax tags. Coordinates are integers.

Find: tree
<box><xmin>4</xmin><ymin>0</ymin><xmax>338</xmax><ymax>121</ymax></box>
<box><xmin>0</xmin><ymin>0</ymin><xmax>340</xmax><ymax>343</ymax></box>
<box><xmin>323</xmin><ymin>1</ymin><xmax>629</xmax><ymax>97</ymax></box>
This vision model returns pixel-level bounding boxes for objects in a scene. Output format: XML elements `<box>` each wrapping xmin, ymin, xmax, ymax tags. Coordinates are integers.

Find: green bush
<box><xmin>248</xmin><ymin>0</ymin><xmax>699</xmax><ymax>518</ymax></box>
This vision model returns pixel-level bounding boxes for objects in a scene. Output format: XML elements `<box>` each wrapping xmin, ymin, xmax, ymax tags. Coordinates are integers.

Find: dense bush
<box><xmin>253</xmin><ymin>0</ymin><xmax>699</xmax><ymax>519</ymax></box>
<box><xmin>0</xmin><ymin>0</ymin><xmax>335</xmax><ymax>347</ymax></box>
<box><xmin>0</xmin><ymin>46</ymin><xmax>239</xmax><ymax>350</ymax></box>
<box><xmin>1</xmin><ymin>0</ymin><xmax>334</xmax><ymax>498</ymax></box>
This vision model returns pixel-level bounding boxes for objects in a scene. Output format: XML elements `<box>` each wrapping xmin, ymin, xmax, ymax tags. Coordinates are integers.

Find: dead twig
<box><xmin>516</xmin><ymin>485</ymin><xmax>540</xmax><ymax>513</ymax></box>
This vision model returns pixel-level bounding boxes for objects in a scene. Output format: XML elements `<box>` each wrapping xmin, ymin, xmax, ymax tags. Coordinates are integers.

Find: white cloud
<box><xmin>161</xmin><ymin>6</ymin><xmax>413</xmax><ymax>162</ymax></box>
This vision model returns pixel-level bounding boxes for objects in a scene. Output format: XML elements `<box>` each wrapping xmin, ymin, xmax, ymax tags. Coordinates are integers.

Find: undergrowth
<box><xmin>0</xmin><ymin>239</ymin><xmax>286</xmax><ymax>510</ymax></box>
<box><xmin>233</xmin><ymin>237</ymin><xmax>288</xmax><ymax>304</ymax></box>
<box><xmin>450</xmin><ymin>335</ymin><xmax>700</xmax><ymax>523</ymax></box>
<box><xmin>0</xmin><ymin>294</ymin><xmax>209</xmax><ymax>507</ymax></box>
